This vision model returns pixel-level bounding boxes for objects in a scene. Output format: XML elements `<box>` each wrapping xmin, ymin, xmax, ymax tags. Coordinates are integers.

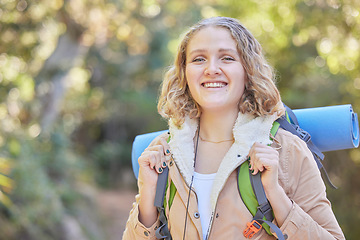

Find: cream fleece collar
<box><xmin>168</xmin><ymin>112</ymin><xmax>278</xmax><ymax>210</ymax></box>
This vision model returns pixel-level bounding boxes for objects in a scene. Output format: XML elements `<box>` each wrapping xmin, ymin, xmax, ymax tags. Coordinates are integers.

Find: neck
<box><xmin>199</xmin><ymin>108</ymin><xmax>239</xmax><ymax>142</ymax></box>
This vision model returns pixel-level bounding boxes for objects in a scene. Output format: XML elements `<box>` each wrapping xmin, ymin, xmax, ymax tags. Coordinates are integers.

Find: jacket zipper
<box><xmin>204</xmin><ymin>211</ymin><xmax>215</xmax><ymax>240</ymax></box>
<box><xmin>203</xmin><ymin>161</ymin><xmax>243</xmax><ymax>240</ymax></box>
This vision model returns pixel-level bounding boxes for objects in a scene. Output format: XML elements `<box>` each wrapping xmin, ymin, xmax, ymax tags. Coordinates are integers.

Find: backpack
<box><xmin>131</xmin><ymin>104</ymin><xmax>359</xmax><ymax>240</ymax></box>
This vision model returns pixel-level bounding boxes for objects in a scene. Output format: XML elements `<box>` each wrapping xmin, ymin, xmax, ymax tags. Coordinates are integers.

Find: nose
<box><xmin>204</xmin><ymin>59</ymin><xmax>221</xmax><ymax>76</ymax></box>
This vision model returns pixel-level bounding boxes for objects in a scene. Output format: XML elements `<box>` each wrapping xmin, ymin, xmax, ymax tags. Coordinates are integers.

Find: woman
<box><xmin>123</xmin><ymin>17</ymin><xmax>345</xmax><ymax>240</ymax></box>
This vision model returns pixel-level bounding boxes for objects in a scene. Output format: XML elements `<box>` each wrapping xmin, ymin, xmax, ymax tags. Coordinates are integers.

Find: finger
<box><xmin>139</xmin><ymin>151</ymin><xmax>161</xmax><ymax>171</ymax></box>
<box><xmin>248</xmin><ymin>142</ymin><xmax>261</xmax><ymax>159</ymax></box>
<box><xmin>154</xmin><ymin>138</ymin><xmax>171</xmax><ymax>168</ymax></box>
<box><xmin>159</xmin><ymin>154</ymin><xmax>171</xmax><ymax>169</ymax></box>
<box><xmin>154</xmin><ymin>142</ymin><xmax>168</xmax><ymax>169</ymax></box>
<box><xmin>146</xmin><ymin>144</ymin><xmax>171</xmax><ymax>162</ymax></box>
<box><xmin>145</xmin><ymin>145</ymin><xmax>164</xmax><ymax>153</ymax></box>
<box><xmin>155</xmin><ymin>154</ymin><xmax>165</xmax><ymax>173</ymax></box>
<box><xmin>161</xmin><ymin>160</ymin><xmax>167</xmax><ymax>168</ymax></box>
<box><xmin>251</xmin><ymin>159</ymin><xmax>264</xmax><ymax>175</ymax></box>
<box><xmin>253</xmin><ymin>156</ymin><xmax>279</xmax><ymax>175</ymax></box>
<box><xmin>143</xmin><ymin>144</ymin><xmax>168</xmax><ymax>172</ymax></box>
<box><xmin>160</xmin><ymin>137</ymin><xmax>171</xmax><ymax>156</ymax></box>
<box><xmin>138</xmin><ymin>152</ymin><xmax>154</xmax><ymax>170</ymax></box>
<box><xmin>248</xmin><ymin>142</ymin><xmax>266</xmax><ymax>173</ymax></box>
<box><xmin>257</xmin><ymin>157</ymin><xmax>278</xmax><ymax>169</ymax></box>
<box><xmin>148</xmin><ymin>132</ymin><xmax>170</xmax><ymax>148</ymax></box>
<box><xmin>145</xmin><ymin>148</ymin><xmax>165</xmax><ymax>173</ymax></box>
<box><xmin>251</xmin><ymin>143</ymin><xmax>275</xmax><ymax>154</ymax></box>
<box><xmin>250</xmin><ymin>154</ymin><xmax>261</xmax><ymax>174</ymax></box>
<box><xmin>248</xmin><ymin>154</ymin><xmax>265</xmax><ymax>175</ymax></box>
<box><xmin>249</xmin><ymin>159</ymin><xmax>260</xmax><ymax>175</ymax></box>
<box><xmin>249</xmin><ymin>144</ymin><xmax>277</xmax><ymax>159</ymax></box>
<box><xmin>255</xmin><ymin>153</ymin><xmax>278</xmax><ymax>161</ymax></box>
<box><xmin>248</xmin><ymin>156</ymin><xmax>258</xmax><ymax>175</ymax></box>
<box><xmin>147</xmin><ymin>146</ymin><xmax>167</xmax><ymax>163</ymax></box>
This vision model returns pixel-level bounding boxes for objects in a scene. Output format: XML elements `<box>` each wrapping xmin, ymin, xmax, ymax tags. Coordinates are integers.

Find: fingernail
<box><xmin>249</xmin><ymin>163</ymin><xmax>252</xmax><ymax>169</ymax></box>
<box><xmin>158</xmin><ymin>168</ymin><xmax>163</xmax><ymax>173</ymax></box>
<box><xmin>166</xmin><ymin>149</ymin><xmax>170</xmax><ymax>154</ymax></box>
<box><xmin>247</xmin><ymin>156</ymin><xmax>251</xmax><ymax>161</ymax></box>
<box><xmin>251</xmin><ymin>169</ymin><xmax>254</xmax><ymax>174</ymax></box>
<box><xmin>163</xmin><ymin>162</ymin><xmax>167</xmax><ymax>167</ymax></box>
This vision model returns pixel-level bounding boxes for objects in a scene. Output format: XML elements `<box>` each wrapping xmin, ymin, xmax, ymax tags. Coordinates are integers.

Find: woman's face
<box><xmin>185</xmin><ymin>26</ymin><xmax>246</xmax><ymax>113</ymax></box>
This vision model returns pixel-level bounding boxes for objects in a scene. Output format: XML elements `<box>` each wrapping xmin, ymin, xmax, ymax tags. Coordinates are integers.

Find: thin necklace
<box><xmin>199</xmin><ymin>135</ymin><xmax>234</xmax><ymax>144</ymax></box>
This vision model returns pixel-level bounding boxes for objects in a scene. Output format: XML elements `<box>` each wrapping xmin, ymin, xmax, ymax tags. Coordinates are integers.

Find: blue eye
<box><xmin>223</xmin><ymin>56</ymin><xmax>235</xmax><ymax>61</ymax></box>
<box><xmin>192</xmin><ymin>57</ymin><xmax>205</xmax><ymax>62</ymax></box>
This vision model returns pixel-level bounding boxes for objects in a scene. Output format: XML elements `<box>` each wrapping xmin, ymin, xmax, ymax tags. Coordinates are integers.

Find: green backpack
<box><xmin>154</xmin><ymin>107</ymin><xmax>331</xmax><ymax>240</ymax></box>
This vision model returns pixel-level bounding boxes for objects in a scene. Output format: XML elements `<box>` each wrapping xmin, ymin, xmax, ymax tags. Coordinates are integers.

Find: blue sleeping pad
<box><xmin>131</xmin><ymin>105</ymin><xmax>359</xmax><ymax>179</ymax></box>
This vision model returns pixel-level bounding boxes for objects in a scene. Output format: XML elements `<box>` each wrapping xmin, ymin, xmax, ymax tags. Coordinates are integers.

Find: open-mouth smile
<box><xmin>202</xmin><ymin>82</ymin><xmax>227</xmax><ymax>88</ymax></box>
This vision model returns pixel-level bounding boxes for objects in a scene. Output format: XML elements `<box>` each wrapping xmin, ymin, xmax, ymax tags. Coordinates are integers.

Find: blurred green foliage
<box><xmin>0</xmin><ymin>0</ymin><xmax>359</xmax><ymax>239</ymax></box>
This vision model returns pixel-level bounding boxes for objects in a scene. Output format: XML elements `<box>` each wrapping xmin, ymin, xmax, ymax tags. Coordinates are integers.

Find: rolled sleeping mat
<box><xmin>131</xmin><ymin>105</ymin><xmax>359</xmax><ymax>178</ymax></box>
<box><xmin>293</xmin><ymin>104</ymin><xmax>359</xmax><ymax>152</ymax></box>
<box><xmin>131</xmin><ymin>130</ymin><xmax>168</xmax><ymax>179</ymax></box>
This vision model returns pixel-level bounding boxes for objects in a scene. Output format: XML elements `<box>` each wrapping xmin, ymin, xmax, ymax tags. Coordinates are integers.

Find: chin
<box><xmin>201</xmin><ymin>104</ymin><xmax>238</xmax><ymax>112</ymax></box>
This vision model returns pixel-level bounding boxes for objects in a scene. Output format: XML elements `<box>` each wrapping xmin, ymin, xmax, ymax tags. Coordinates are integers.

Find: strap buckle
<box><xmin>155</xmin><ymin>223</ymin><xmax>169</xmax><ymax>239</ymax></box>
<box><xmin>243</xmin><ymin>220</ymin><xmax>262</xmax><ymax>238</ymax></box>
<box><xmin>295</xmin><ymin>125</ymin><xmax>311</xmax><ymax>143</ymax></box>
<box><xmin>257</xmin><ymin>202</ymin><xmax>272</xmax><ymax>217</ymax></box>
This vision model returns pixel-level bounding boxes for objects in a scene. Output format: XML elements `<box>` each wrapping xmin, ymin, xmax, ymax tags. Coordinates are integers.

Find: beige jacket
<box><xmin>123</xmin><ymin>113</ymin><xmax>345</xmax><ymax>240</ymax></box>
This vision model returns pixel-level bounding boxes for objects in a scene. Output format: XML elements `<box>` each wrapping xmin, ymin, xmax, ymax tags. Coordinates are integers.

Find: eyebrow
<box><xmin>188</xmin><ymin>48</ymin><xmax>239</xmax><ymax>56</ymax></box>
<box><xmin>219</xmin><ymin>48</ymin><xmax>238</xmax><ymax>54</ymax></box>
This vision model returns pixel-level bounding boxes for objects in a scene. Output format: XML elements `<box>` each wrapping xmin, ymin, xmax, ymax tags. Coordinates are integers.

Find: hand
<box><xmin>248</xmin><ymin>142</ymin><xmax>292</xmax><ymax>227</ymax></box>
<box><xmin>138</xmin><ymin>132</ymin><xmax>171</xmax><ymax>227</ymax></box>
<box><xmin>248</xmin><ymin>142</ymin><xmax>280</xmax><ymax>193</ymax></box>
<box><xmin>138</xmin><ymin>132</ymin><xmax>171</xmax><ymax>190</ymax></box>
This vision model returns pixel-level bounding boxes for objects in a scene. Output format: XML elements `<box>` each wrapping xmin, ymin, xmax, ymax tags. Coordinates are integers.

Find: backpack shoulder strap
<box><xmin>154</xmin><ymin>167</ymin><xmax>172</xmax><ymax>240</ymax></box>
<box><xmin>154</xmin><ymin>167</ymin><xmax>177</xmax><ymax>239</ymax></box>
<box><xmin>154</xmin><ymin>135</ymin><xmax>173</xmax><ymax>240</ymax></box>
<box><xmin>238</xmin><ymin>161</ymin><xmax>273</xmax><ymax>235</ymax></box>
<box><xmin>239</xmin><ymin>122</ymin><xmax>287</xmax><ymax>240</ymax></box>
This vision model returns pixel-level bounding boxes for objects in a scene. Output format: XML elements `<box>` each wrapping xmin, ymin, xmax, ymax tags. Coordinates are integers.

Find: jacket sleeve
<box><xmin>122</xmin><ymin>193</ymin><xmax>161</xmax><ymax>240</ymax></box>
<box><xmin>278</xmin><ymin>132</ymin><xmax>345</xmax><ymax>240</ymax></box>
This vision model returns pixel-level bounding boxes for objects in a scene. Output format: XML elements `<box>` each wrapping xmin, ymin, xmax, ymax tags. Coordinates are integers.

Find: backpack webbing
<box><xmin>154</xmin><ymin>167</ymin><xmax>171</xmax><ymax>240</ymax></box>
<box><xmin>154</xmin><ymin>135</ymin><xmax>174</xmax><ymax>240</ymax></box>
<box><xmin>238</xmin><ymin>161</ymin><xmax>273</xmax><ymax>235</ymax></box>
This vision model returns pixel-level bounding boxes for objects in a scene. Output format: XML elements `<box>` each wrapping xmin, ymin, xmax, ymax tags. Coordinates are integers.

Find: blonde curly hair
<box><xmin>157</xmin><ymin>17</ymin><xmax>284</xmax><ymax>127</ymax></box>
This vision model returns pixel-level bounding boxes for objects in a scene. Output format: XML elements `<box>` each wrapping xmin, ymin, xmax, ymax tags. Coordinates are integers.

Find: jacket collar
<box><xmin>168</xmin><ymin>112</ymin><xmax>278</xmax><ymax>210</ymax></box>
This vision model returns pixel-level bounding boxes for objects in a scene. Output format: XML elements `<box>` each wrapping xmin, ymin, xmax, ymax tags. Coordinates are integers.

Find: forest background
<box><xmin>0</xmin><ymin>0</ymin><xmax>360</xmax><ymax>239</ymax></box>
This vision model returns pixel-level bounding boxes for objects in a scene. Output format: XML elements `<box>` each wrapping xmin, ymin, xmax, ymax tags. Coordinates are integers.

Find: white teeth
<box><xmin>203</xmin><ymin>82</ymin><xmax>226</xmax><ymax>88</ymax></box>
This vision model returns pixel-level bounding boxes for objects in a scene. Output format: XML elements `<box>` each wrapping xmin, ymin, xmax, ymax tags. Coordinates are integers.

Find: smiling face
<box><xmin>185</xmin><ymin>26</ymin><xmax>246</xmax><ymax>114</ymax></box>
